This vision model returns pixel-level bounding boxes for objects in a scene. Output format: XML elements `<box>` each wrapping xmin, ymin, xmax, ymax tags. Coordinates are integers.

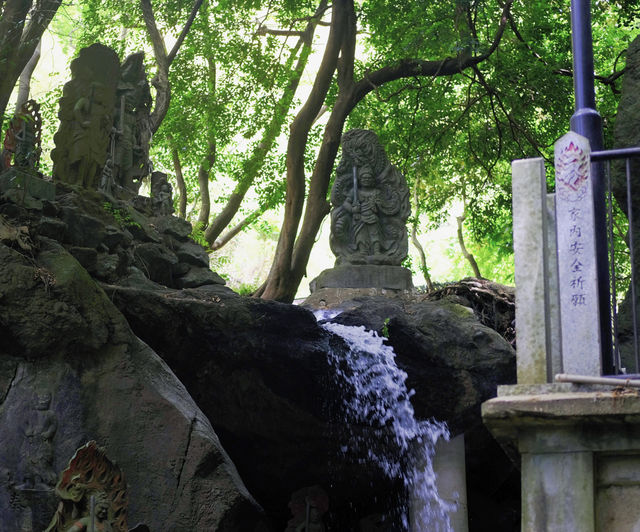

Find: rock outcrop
<box><xmin>0</xmin><ymin>182</ymin><xmax>518</xmax><ymax>530</ymax></box>
<box><xmin>0</xmin><ymin>202</ymin><xmax>268</xmax><ymax>530</ymax></box>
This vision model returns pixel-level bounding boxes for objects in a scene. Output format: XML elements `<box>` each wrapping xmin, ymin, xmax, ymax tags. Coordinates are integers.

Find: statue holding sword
<box><xmin>330</xmin><ymin>129</ymin><xmax>410</xmax><ymax>266</ymax></box>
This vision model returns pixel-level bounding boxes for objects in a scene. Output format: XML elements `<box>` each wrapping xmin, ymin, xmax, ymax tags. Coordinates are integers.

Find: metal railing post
<box><xmin>569</xmin><ymin>0</ymin><xmax>614</xmax><ymax>373</ymax></box>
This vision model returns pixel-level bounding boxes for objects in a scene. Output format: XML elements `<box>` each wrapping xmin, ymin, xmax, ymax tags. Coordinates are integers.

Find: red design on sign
<box><xmin>556</xmin><ymin>140</ymin><xmax>589</xmax><ymax>201</ymax></box>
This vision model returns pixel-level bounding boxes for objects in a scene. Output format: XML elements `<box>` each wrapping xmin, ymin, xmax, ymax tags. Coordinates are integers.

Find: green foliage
<box><xmin>346</xmin><ymin>0</ymin><xmax>636</xmax><ymax>284</ymax></box>
<box><xmin>34</xmin><ymin>0</ymin><xmax>638</xmax><ymax>292</ymax></box>
<box><xmin>381</xmin><ymin>317</ymin><xmax>391</xmax><ymax>339</ymax></box>
<box><xmin>235</xmin><ymin>282</ymin><xmax>259</xmax><ymax>296</ymax></box>
<box><xmin>188</xmin><ymin>221</ymin><xmax>209</xmax><ymax>248</ymax></box>
<box><xmin>102</xmin><ymin>202</ymin><xmax>141</xmax><ymax>230</ymax></box>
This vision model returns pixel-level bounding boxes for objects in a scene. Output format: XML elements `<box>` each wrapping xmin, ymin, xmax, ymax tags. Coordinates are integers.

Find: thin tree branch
<box><xmin>507</xmin><ymin>10</ymin><xmax>625</xmax><ymax>90</ymax></box>
<box><xmin>256</xmin><ymin>27</ymin><xmax>305</xmax><ymax>37</ymax></box>
<box><xmin>167</xmin><ymin>0</ymin><xmax>204</xmax><ymax>65</ymax></box>
<box><xmin>212</xmin><ymin>209</ymin><xmax>263</xmax><ymax>251</ymax></box>
<box><xmin>349</xmin><ymin>0</ymin><xmax>513</xmax><ymax>114</ymax></box>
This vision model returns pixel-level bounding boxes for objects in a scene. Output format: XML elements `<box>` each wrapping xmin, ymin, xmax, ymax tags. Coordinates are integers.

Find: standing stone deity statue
<box><xmin>51</xmin><ymin>44</ymin><xmax>120</xmax><ymax>189</ymax></box>
<box><xmin>150</xmin><ymin>171</ymin><xmax>174</xmax><ymax>216</ymax></box>
<box><xmin>110</xmin><ymin>52</ymin><xmax>152</xmax><ymax>194</ymax></box>
<box><xmin>330</xmin><ymin>129</ymin><xmax>410</xmax><ymax>265</ymax></box>
<box><xmin>18</xmin><ymin>392</ymin><xmax>57</xmax><ymax>491</ymax></box>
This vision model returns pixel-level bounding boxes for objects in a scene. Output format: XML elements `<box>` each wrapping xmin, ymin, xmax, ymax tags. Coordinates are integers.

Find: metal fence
<box><xmin>592</xmin><ymin>147</ymin><xmax>640</xmax><ymax>375</ymax></box>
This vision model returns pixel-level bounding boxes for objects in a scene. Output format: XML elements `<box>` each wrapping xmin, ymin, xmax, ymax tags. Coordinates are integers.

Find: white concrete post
<box><xmin>433</xmin><ymin>434</ymin><xmax>468</xmax><ymax>532</ymax></box>
<box><xmin>512</xmin><ymin>158</ymin><xmax>553</xmax><ymax>383</ymax></box>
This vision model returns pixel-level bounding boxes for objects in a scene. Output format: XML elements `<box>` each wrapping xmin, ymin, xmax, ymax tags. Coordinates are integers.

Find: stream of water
<box><xmin>320</xmin><ymin>317</ymin><xmax>454</xmax><ymax>531</ymax></box>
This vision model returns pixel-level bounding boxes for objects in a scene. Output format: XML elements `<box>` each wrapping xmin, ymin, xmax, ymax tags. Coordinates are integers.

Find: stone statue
<box><xmin>150</xmin><ymin>171</ymin><xmax>174</xmax><ymax>216</ymax></box>
<box><xmin>295</xmin><ymin>502</ymin><xmax>326</xmax><ymax>532</ymax></box>
<box><xmin>52</xmin><ymin>44</ymin><xmax>120</xmax><ymax>189</ymax></box>
<box><xmin>45</xmin><ymin>441</ymin><xmax>128</xmax><ymax>532</ymax></box>
<box><xmin>330</xmin><ymin>129</ymin><xmax>410</xmax><ymax>266</ymax></box>
<box><xmin>18</xmin><ymin>392</ymin><xmax>57</xmax><ymax>490</ymax></box>
<box><xmin>285</xmin><ymin>486</ymin><xmax>328</xmax><ymax>532</ymax></box>
<box><xmin>111</xmin><ymin>52</ymin><xmax>152</xmax><ymax>194</ymax></box>
<box><xmin>1</xmin><ymin>100</ymin><xmax>42</xmax><ymax>173</ymax></box>
<box><xmin>65</xmin><ymin>492</ymin><xmax>113</xmax><ymax>532</ymax></box>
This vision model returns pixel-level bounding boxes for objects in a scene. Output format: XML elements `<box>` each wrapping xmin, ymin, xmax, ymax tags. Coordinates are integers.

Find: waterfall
<box><xmin>321</xmin><ymin>319</ymin><xmax>454</xmax><ymax>531</ymax></box>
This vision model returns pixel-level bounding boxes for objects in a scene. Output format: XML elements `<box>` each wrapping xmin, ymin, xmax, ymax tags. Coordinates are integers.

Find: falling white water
<box><xmin>322</xmin><ymin>321</ymin><xmax>454</xmax><ymax>532</ymax></box>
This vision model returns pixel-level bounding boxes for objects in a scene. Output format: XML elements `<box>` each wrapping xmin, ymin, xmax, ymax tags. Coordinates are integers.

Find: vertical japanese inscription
<box><xmin>554</xmin><ymin>132</ymin><xmax>602</xmax><ymax>375</ymax></box>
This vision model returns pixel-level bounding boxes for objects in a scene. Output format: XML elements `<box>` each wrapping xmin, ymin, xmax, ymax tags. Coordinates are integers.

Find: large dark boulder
<box><xmin>0</xmin><ymin>238</ymin><xmax>269</xmax><ymax>531</ymax></box>
<box><xmin>105</xmin><ymin>283</ymin><xmax>518</xmax><ymax>530</ymax></box>
<box><xmin>101</xmin><ymin>283</ymin><xmax>354</xmax><ymax>527</ymax></box>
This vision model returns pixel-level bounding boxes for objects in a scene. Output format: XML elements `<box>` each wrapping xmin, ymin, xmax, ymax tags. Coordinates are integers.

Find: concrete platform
<box><xmin>483</xmin><ymin>385</ymin><xmax>640</xmax><ymax>532</ymax></box>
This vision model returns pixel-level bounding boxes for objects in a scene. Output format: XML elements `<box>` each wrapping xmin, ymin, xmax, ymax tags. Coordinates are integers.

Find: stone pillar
<box><xmin>483</xmin><ymin>388</ymin><xmax>640</xmax><ymax>532</ymax></box>
<box><xmin>409</xmin><ymin>434</ymin><xmax>468</xmax><ymax>532</ymax></box>
<box><xmin>433</xmin><ymin>434</ymin><xmax>468</xmax><ymax>532</ymax></box>
<box><xmin>546</xmin><ymin>194</ymin><xmax>563</xmax><ymax>378</ymax></box>
<box><xmin>554</xmin><ymin>132</ymin><xmax>602</xmax><ymax>376</ymax></box>
<box><xmin>512</xmin><ymin>158</ymin><xmax>553</xmax><ymax>383</ymax></box>
<box><xmin>521</xmin><ymin>450</ymin><xmax>594</xmax><ymax>532</ymax></box>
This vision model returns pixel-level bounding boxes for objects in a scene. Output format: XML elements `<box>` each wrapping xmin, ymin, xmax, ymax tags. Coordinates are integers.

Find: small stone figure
<box><xmin>45</xmin><ymin>441</ymin><xmax>128</xmax><ymax>532</ymax></box>
<box><xmin>112</xmin><ymin>52</ymin><xmax>152</xmax><ymax>194</ymax></box>
<box><xmin>295</xmin><ymin>502</ymin><xmax>326</xmax><ymax>532</ymax></box>
<box><xmin>18</xmin><ymin>392</ymin><xmax>57</xmax><ymax>490</ymax></box>
<box><xmin>329</xmin><ymin>129</ymin><xmax>410</xmax><ymax>266</ymax></box>
<box><xmin>51</xmin><ymin>44</ymin><xmax>120</xmax><ymax>189</ymax></box>
<box><xmin>1</xmin><ymin>100</ymin><xmax>42</xmax><ymax>173</ymax></box>
<box><xmin>100</xmin><ymin>154</ymin><xmax>115</xmax><ymax>195</ymax></box>
<box><xmin>150</xmin><ymin>171</ymin><xmax>174</xmax><ymax>216</ymax></box>
<box><xmin>14</xmin><ymin>100</ymin><xmax>42</xmax><ymax>171</ymax></box>
<box><xmin>285</xmin><ymin>486</ymin><xmax>328</xmax><ymax>532</ymax></box>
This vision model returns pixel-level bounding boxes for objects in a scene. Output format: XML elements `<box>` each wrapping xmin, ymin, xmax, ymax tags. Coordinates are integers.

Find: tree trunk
<box><xmin>197</xmin><ymin>139</ymin><xmax>215</xmax><ymax>228</ymax></box>
<box><xmin>456</xmin><ymin>212</ymin><xmax>482</xmax><ymax>279</ymax></box>
<box><xmin>0</xmin><ymin>0</ymin><xmax>61</xmax><ymax>131</ymax></box>
<box><xmin>203</xmin><ymin>1</ymin><xmax>325</xmax><ymax>246</ymax></box>
<box><xmin>14</xmin><ymin>38</ymin><xmax>41</xmax><ymax>112</ymax></box>
<box><xmin>140</xmin><ymin>0</ymin><xmax>204</xmax><ymax>134</ymax></box>
<box><xmin>411</xmin><ymin>223</ymin><xmax>434</xmax><ymax>291</ymax></box>
<box><xmin>212</xmin><ymin>209</ymin><xmax>262</xmax><ymax>251</ymax></box>
<box><xmin>258</xmin><ymin>0</ymin><xmax>350</xmax><ymax>301</ymax></box>
<box><xmin>258</xmin><ymin>0</ymin><xmax>513</xmax><ymax>301</ymax></box>
<box><xmin>168</xmin><ymin>136</ymin><xmax>187</xmax><ymax>218</ymax></box>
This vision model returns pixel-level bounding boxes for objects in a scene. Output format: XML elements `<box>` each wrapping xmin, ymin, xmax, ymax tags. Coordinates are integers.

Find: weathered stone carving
<box><xmin>52</xmin><ymin>45</ymin><xmax>153</xmax><ymax>196</ymax></box>
<box><xmin>45</xmin><ymin>441</ymin><xmax>128</xmax><ymax>532</ymax></box>
<box><xmin>150</xmin><ymin>171</ymin><xmax>174</xmax><ymax>216</ymax></box>
<box><xmin>1</xmin><ymin>99</ymin><xmax>42</xmax><ymax>173</ymax></box>
<box><xmin>18</xmin><ymin>392</ymin><xmax>57</xmax><ymax>491</ymax></box>
<box><xmin>52</xmin><ymin>44</ymin><xmax>120</xmax><ymax>189</ymax></box>
<box><xmin>285</xmin><ymin>485</ymin><xmax>328</xmax><ymax>532</ymax></box>
<box><xmin>111</xmin><ymin>52</ymin><xmax>152</xmax><ymax>194</ymax></box>
<box><xmin>330</xmin><ymin>129</ymin><xmax>410</xmax><ymax>266</ymax></box>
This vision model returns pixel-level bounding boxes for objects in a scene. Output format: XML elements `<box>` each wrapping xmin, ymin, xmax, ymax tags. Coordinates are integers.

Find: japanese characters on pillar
<box><xmin>554</xmin><ymin>131</ymin><xmax>602</xmax><ymax>376</ymax></box>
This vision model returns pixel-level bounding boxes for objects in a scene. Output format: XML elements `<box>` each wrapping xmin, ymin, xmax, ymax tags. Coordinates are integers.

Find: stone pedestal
<box><xmin>309</xmin><ymin>264</ymin><xmax>413</xmax><ymax>292</ymax></box>
<box><xmin>483</xmin><ymin>384</ymin><xmax>640</xmax><ymax>532</ymax></box>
